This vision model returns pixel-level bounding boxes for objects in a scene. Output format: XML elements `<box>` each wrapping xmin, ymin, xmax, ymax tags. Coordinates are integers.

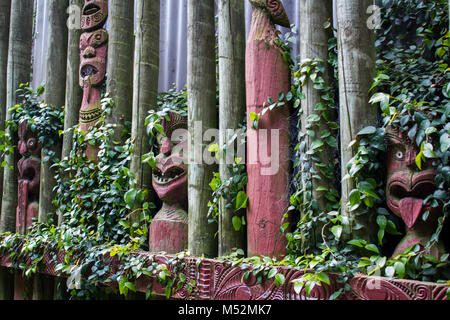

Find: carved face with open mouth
<box><xmin>386</xmin><ymin>129</ymin><xmax>440</xmax><ymax>228</ymax></box>
<box><xmin>152</xmin><ymin>112</ymin><xmax>188</xmax><ymax>207</ymax></box>
<box><xmin>81</xmin><ymin>0</ymin><xmax>108</xmax><ymax>31</ymax></box>
<box><xmin>79</xmin><ymin>29</ymin><xmax>108</xmax><ymax>88</ymax></box>
<box><xmin>386</xmin><ymin>128</ymin><xmax>444</xmax><ymax>256</ymax></box>
<box><xmin>17</xmin><ymin>121</ymin><xmax>41</xmax><ymax>196</ymax></box>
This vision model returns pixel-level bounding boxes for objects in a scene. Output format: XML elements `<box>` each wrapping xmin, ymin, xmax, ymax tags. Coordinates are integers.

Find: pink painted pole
<box><xmin>245</xmin><ymin>0</ymin><xmax>291</xmax><ymax>258</ymax></box>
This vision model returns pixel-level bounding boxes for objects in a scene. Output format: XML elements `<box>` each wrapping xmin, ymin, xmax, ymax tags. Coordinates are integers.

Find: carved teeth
<box><xmin>153</xmin><ymin>167</ymin><xmax>185</xmax><ymax>185</ymax></box>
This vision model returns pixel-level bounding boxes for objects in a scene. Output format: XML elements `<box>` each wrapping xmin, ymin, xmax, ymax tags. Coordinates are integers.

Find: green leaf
<box><xmin>422</xmin><ymin>143</ymin><xmax>437</xmax><ymax>159</ymax></box>
<box><xmin>369</xmin><ymin>93</ymin><xmax>390</xmax><ymax>105</ymax></box>
<box><xmin>125</xmin><ymin>282</ymin><xmax>136</xmax><ymax>292</ymax></box>
<box><xmin>376</xmin><ymin>215</ymin><xmax>387</xmax><ymax>229</ymax></box>
<box><xmin>235</xmin><ymin>191</ymin><xmax>248</xmax><ymax>210</ymax></box>
<box><xmin>385</xmin><ymin>266</ymin><xmax>395</xmax><ymax>278</ymax></box>
<box><xmin>124</xmin><ymin>189</ymin><xmax>137</xmax><ymax>208</ymax></box>
<box><xmin>311</xmin><ymin>140</ymin><xmax>324</xmax><ymax>150</ymax></box>
<box><xmin>348</xmin><ymin>189</ymin><xmax>361</xmax><ymax>211</ymax></box>
<box><xmin>357</xmin><ymin>126</ymin><xmax>377</xmax><ymax>136</ymax></box>
<box><xmin>365</xmin><ymin>244</ymin><xmax>380</xmax><ymax>254</ymax></box>
<box><xmin>306</xmin><ymin>114</ymin><xmax>321</xmax><ymax>123</ymax></box>
<box><xmin>268</xmin><ymin>268</ymin><xmax>278</xmax><ymax>279</ymax></box>
<box><xmin>274</xmin><ymin>273</ymin><xmax>285</xmax><ymax>287</ymax></box>
<box><xmin>316</xmin><ymin>272</ymin><xmax>330</xmax><ymax>285</ymax></box>
<box><xmin>394</xmin><ymin>262</ymin><xmax>405</xmax><ymax>278</ymax></box>
<box><xmin>331</xmin><ymin>225</ymin><xmax>343</xmax><ymax>239</ymax></box>
<box><xmin>232</xmin><ymin>216</ymin><xmax>242</xmax><ymax>231</ymax></box>
<box><xmin>348</xmin><ymin>239</ymin><xmax>365</xmax><ymax>248</ymax></box>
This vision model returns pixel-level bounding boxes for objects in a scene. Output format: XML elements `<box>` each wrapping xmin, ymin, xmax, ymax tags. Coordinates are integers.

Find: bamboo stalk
<box><xmin>217</xmin><ymin>0</ymin><xmax>246</xmax><ymax>256</ymax></box>
<box><xmin>187</xmin><ymin>0</ymin><xmax>218</xmax><ymax>258</ymax></box>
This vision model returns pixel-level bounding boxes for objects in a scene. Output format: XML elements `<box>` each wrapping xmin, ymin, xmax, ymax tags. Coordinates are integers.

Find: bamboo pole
<box><xmin>130</xmin><ymin>0</ymin><xmax>160</xmax><ymax>210</ymax></box>
<box><xmin>60</xmin><ymin>0</ymin><xmax>83</xmax><ymax>181</ymax></box>
<box><xmin>337</xmin><ymin>0</ymin><xmax>377</xmax><ymax>240</ymax></box>
<box><xmin>0</xmin><ymin>0</ymin><xmax>11</xmax><ymax>218</ymax></box>
<box><xmin>217</xmin><ymin>0</ymin><xmax>246</xmax><ymax>256</ymax></box>
<box><xmin>0</xmin><ymin>0</ymin><xmax>34</xmax><ymax>300</ymax></box>
<box><xmin>106</xmin><ymin>0</ymin><xmax>135</xmax><ymax>137</ymax></box>
<box><xmin>187</xmin><ymin>0</ymin><xmax>218</xmax><ymax>258</ymax></box>
<box><xmin>0</xmin><ymin>0</ymin><xmax>11</xmax><ymax>301</ymax></box>
<box><xmin>299</xmin><ymin>0</ymin><xmax>334</xmax><ymax>249</ymax></box>
<box><xmin>39</xmin><ymin>0</ymin><xmax>68</xmax><ymax>225</ymax></box>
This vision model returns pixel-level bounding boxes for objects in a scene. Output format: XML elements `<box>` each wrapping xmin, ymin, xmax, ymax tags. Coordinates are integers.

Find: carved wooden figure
<box><xmin>386</xmin><ymin>128</ymin><xmax>445</xmax><ymax>258</ymax></box>
<box><xmin>14</xmin><ymin>121</ymin><xmax>41</xmax><ymax>299</ymax></box>
<box><xmin>149</xmin><ymin>111</ymin><xmax>188</xmax><ymax>253</ymax></box>
<box><xmin>16</xmin><ymin>121</ymin><xmax>41</xmax><ymax>234</ymax></box>
<box><xmin>245</xmin><ymin>0</ymin><xmax>291</xmax><ymax>258</ymax></box>
<box><xmin>79</xmin><ymin>0</ymin><xmax>108</xmax><ymax>160</ymax></box>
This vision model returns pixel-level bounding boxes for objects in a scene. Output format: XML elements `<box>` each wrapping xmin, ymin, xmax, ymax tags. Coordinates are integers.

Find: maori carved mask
<box><xmin>79</xmin><ymin>29</ymin><xmax>108</xmax><ymax>88</ymax></box>
<box><xmin>386</xmin><ymin>128</ymin><xmax>440</xmax><ymax>230</ymax></box>
<box><xmin>17</xmin><ymin>121</ymin><xmax>41</xmax><ymax>194</ymax></box>
<box><xmin>152</xmin><ymin>112</ymin><xmax>188</xmax><ymax>206</ymax></box>
<box><xmin>249</xmin><ymin>0</ymin><xmax>290</xmax><ymax>27</ymax></box>
<box><xmin>18</xmin><ymin>121</ymin><xmax>41</xmax><ymax>158</ymax></box>
<box><xmin>80</xmin><ymin>0</ymin><xmax>108</xmax><ymax>31</ymax></box>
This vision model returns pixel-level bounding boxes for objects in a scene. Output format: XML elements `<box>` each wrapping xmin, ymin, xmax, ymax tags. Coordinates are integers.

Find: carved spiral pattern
<box><xmin>267</xmin><ymin>0</ymin><xmax>282</xmax><ymax>16</ymax></box>
<box><xmin>266</xmin><ymin>0</ymin><xmax>290</xmax><ymax>27</ymax></box>
<box><xmin>412</xmin><ymin>284</ymin><xmax>431</xmax><ymax>300</ymax></box>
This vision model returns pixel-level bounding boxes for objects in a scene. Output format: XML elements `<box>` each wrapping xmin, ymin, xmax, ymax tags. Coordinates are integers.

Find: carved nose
<box><xmin>160</xmin><ymin>137</ymin><xmax>172</xmax><ymax>156</ymax></box>
<box><xmin>406</xmin><ymin>149</ymin><xmax>418</xmax><ymax>168</ymax></box>
<box><xmin>18</xmin><ymin>141</ymin><xmax>28</xmax><ymax>156</ymax></box>
<box><xmin>83</xmin><ymin>46</ymin><xmax>96</xmax><ymax>58</ymax></box>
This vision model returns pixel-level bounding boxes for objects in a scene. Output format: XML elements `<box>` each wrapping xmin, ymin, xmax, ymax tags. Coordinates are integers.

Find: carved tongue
<box><xmin>398</xmin><ymin>197</ymin><xmax>423</xmax><ymax>229</ymax></box>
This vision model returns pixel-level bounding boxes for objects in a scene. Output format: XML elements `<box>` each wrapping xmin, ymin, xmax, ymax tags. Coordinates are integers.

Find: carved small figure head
<box><xmin>386</xmin><ymin>127</ymin><xmax>444</xmax><ymax>257</ymax></box>
<box><xmin>152</xmin><ymin>111</ymin><xmax>188</xmax><ymax>208</ymax></box>
<box><xmin>18</xmin><ymin>121</ymin><xmax>41</xmax><ymax>158</ymax></box>
<box><xmin>79</xmin><ymin>29</ymin><xmax>108</xmax><ymax>88</ymax></box>
<box><xmin>249</xmin><ymin>0</ymin><xmax>290</xmax><ymax>27</ymax></box>
<box><xmin>17</xmin><ymin>121</ymin><xmax>41</xmax><ymax>196</ymax></box>
<box><xmin>80</xmin><ymin>0</ymin><xmax>108</xmax><ymax>31</ymax></box>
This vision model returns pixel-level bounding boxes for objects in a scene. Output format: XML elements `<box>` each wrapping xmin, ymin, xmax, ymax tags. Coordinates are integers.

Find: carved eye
<box><xmin>394</xmin><ymin>150</ymin><xmax>404</xmax><ymax>160</ymax></box>
<box><xmin>27</xmin><ymin>138</ymin><xmax>37</xmax><ymax>151</ymax></box>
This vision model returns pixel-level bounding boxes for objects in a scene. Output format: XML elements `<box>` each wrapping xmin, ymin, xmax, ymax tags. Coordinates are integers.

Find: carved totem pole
<box><xmin>246</xmin><ymin>0</ymin><xmax>291</xmax><ymax>258</ymax></box>
<box><xmin>79</xmin><ymin>0</ymin><xmax>108</xmax><ymax>160</ymax></box>
<box><xmin>149</xmin><ymin>112</ymin><xmax>189</xmax><ymax>253</ymax></box>
<box><xmin>386</xmin><ymin>128</ymin><xmax>445</xmax><ymax>258</ymax></box>
<box><xmin>14</xmin><ymin>121</ymin><xmax>41</xmax><ymax>299</ymax></box>
<box><xmin>16</xmin><ymin>121</ymin><xmax>41</xmax><ymax>234</ymax></box>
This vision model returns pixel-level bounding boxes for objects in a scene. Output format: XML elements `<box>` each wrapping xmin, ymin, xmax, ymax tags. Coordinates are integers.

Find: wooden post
<box><xmin>0</xmin><ymin>0</ymin><xmax>34</xmax><ymax>233</ymax></box>
<box><xmin>39</xmin><ymin>0</ymin><xmax>68</xmax><ymax>224</ymax></box>
<box><xmin>0</xmin><ymin>0</ymin><xmax>34</xmax><ymax>300</ymax></box>
<box><xmin>0</xmin><ymin>0</ymin><xmax>11</xmax><ymax>217</ymax></box>
<box><xmin>0</xmin><ymin>1</ymin><xmax>10</xmax><ymax>297</ymax></box>
<box><xmin>60</xmin><ymin>0</ymin><xmax>83</xmax><ymax>181</ymax></box>
<box><xmin>34</xmin><ymin>0</ymin><xmax>69</xmax><ymax>301</ymax></box>
<box><xmin>299</xmin><ymin>0</ymin><xmax>334</xmax><ymax>248</ymax></box>
<box><xmin>187</xmin><ymin>0</ymin><xmax>218</xmax><ymax>258</ymax></box>
<box><xmin>106</xmin><ymin>0</ymin><xmax>135</xmax><ymax>135</ymax></box>
<box><xmin>130</xmin><ymin>0</ymin><xmax>160</xmax><ymax>208</ymax></box>
<box><xmin>245</xmin><ymin>0</ymin><xmax>291</xmax><ymax>259</ymax></box>
<box><xmin>217</xmin><ymin>0</ymin><xmax>246</xmax><ymax>256</ymax></box>
<box><xmin>337</xmin><ymin>0</ymin><xmax>377</xmax><ymax>239</ymax></box>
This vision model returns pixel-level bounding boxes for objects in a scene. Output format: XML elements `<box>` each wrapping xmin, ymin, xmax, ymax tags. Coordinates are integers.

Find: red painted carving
<box><xmin>80</xmin><ymin>0</ymin><xmax>108</xmax><ymax>31</ymax></box>
<box><xmin>386</xmin><ymin>128</ymin><xmax>445</xmax><ymax>258</ymax></box>
<box><xmin>245</xmin><ymin>0</ymin><xmax>291</xmax><ymax>258</ymax></box>
<box><xmin>0</xmin><ymin>242</ymin><xmax>447</xmax><ymax>300</ymax></box>
<box><xmin>149</xmin><ymin>112</ymin><xmax>188</xmax><ymax>253</ymax></box>
<box><xmin>79</xmin><ymin>0</ymin><xmax>108</xmax><ymax>160</ymax></box>
<box><xmin>16</xmin><ymin>121</ymin><xmax>41</xmax><ymax>234</ymax></box>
